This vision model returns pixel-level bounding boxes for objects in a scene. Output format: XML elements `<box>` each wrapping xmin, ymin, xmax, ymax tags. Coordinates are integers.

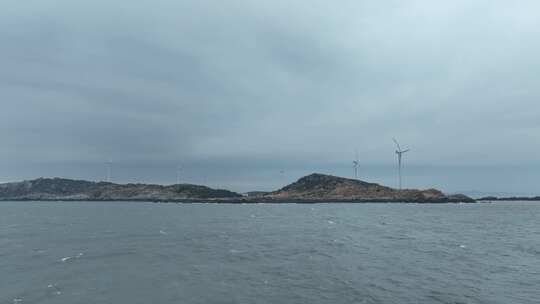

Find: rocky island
<box><xmin>0</xmin><ymin>178</ymin><xmax>241</xmax><ymax>202</ymax></box>
<box><xmin>255</xmin><ymin>173</ymin><xmax>474</xmax><ymax>203</ymax></box>
<box><xmin>477</xmin><ymin>196</ymin><xmax>540</xmax><ymax>202</ymax></box>
<box><xmin>0</xmin><ymin>173</ymin><xmax>474</xmax><ymax>203</ymax></box>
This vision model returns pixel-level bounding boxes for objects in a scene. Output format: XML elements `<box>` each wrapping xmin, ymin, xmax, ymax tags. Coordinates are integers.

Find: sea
<box><xmin>1</xmin><ymin>201</ymin><xmax>539</xmax><ymax>304</ymax></box>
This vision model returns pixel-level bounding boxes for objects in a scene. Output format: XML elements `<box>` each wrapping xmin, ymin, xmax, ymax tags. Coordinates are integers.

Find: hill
<box><xmin>0</xmin><ymin>178</ymin><xmax>242</xmax><ymax>201</ymax></box>
<box><xmin>0</xmin><ymin>175</ymin><xmax>474</xmax><ymax>203</ymax></box>
<box><xmin>265</xmin><ymin>173</ymin><xmax>474</xmax><ymax>203</ymax></box>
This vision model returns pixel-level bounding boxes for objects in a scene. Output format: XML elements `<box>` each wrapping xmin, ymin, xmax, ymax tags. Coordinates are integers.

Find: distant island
<box><xmin>260</xmin><ymin>173</ymin><xmax>474</xmax><ymax>203</ymax></box>
<box><xmin>477</xmin><ymin>196</ymin><xmax>540</xmax><ymax>202</ymax></box>
<box><xmin>0</xmin><ymin>178</ymin><xmax>241</xmax><ymax>201</ymax></box>
<box><xmin>0</xmin><ymin>173</ymin><xmax>477</xmax><ymax>203</ymax></box>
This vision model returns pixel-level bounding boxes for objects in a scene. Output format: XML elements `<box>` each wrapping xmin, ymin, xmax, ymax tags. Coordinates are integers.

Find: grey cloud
<box><xmin>1</xmin><ymin>0</ymin><xmax>540</xmax><ymax>193</ymax></box>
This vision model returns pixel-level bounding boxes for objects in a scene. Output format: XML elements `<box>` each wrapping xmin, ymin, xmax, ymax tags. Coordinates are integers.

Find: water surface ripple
<box><xmin>1</xmin><ymin>201</ymin><xmax>539</xmax><ymax>304</ymax></box>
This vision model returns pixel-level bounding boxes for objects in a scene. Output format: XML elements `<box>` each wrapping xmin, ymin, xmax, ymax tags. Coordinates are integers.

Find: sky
<box><xmin>1</xmin><ymin>0</ymin><xmax>540</xmax><ymax>194</ymax></box>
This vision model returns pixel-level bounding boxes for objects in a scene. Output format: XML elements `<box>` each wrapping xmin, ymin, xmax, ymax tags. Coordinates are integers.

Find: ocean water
<box><xmin>1</xmin><ymin>201</ymin><xmax>539</xmax><ymax>304</ymax></box>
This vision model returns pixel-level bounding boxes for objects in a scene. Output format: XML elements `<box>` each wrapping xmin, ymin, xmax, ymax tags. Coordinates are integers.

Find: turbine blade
<box><xmin>392</xmin><ymin>138</ymin><xmax>401</xmax><ymax>151</ymax></box>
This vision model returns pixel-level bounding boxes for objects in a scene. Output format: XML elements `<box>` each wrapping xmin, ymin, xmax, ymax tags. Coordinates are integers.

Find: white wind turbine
<box><xmin>176</xmin><ymin>165</ymin><xmax>182</xmax><ymax>185</ymax></box>
<box><xmin>352</xmin><ymin>150</ymin><xmax>360</xmax><ymax>180</ymax></box>
<box><xmin>106</xmin><ymin>158</ymin><xmax>113</xmax><ymax>182</ymax></box>
<box><xmin>392</xmin><ymin>138</ymin><xmax>410</xmax><ymax>190</ymax></box>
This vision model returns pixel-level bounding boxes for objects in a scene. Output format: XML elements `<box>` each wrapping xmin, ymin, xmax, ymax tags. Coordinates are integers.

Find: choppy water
<box><xmin>1</xmin><ymin>201</ymin><xmax>539</xmax><ymax>304</ymax></box>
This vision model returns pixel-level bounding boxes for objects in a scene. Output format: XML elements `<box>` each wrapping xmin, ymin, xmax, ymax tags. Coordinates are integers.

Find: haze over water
<box><xmin>2</xmin><ymin>201</ymin><xmax>539</xmax><ymax>304</ymax></box>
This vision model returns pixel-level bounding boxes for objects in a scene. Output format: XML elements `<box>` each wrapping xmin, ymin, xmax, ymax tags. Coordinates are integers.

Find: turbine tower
<box><xmin>176</xmin><ymin>165</ymin><xmax>182</xmax><ymax>185</ymax></box>
<box><xmin>352</xmin><ymin>150</ymin><xmax>360</xmax><ymax>180</ymax></box>
<box><xmin>392</xmin><ymin>138</ymin><xmax>410</xmax><ymax>190</ymax></box>
<box><xmin>106</xmin><ymin>158</ymin><xmax>113</xmax><ymax>182</ymax></box>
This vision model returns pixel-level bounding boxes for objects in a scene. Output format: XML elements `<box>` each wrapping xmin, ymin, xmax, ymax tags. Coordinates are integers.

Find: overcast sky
<box><xmin>1</xmin><ymin>1</ymin><xmax>540</xmax><ymax>194</ymax></box>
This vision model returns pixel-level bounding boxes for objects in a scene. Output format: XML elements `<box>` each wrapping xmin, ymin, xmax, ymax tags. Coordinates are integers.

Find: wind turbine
<box><xmin>176</xmin><ymin>165</ymin><xmax>182</xmax><ymax>185</ymax></box>
<box><xmin>392</xmin><ymin>138</ymin><xmax>410</xmax><ymax>190</ymax></box>
<box><xmin>352</xmin><ymin>150</ymin><xmax>360</xmax><ymax>180</ymax></box>
<box><xmin>106</xmin><ymin>158</ymin><xmax>113</xmax><ymax>182</ymax></box>
<box><xmin>279</xmin><ymin>170</ymin><xmax>285</xmax><ymax>182</ymax></box>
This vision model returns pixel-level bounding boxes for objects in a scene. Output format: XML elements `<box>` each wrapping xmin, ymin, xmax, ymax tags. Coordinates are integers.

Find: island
<box><xmin>0</xmin><ymin>173</ymin><xmax>475</xmax><ymax>203</ymax></box>
<box><xmin>255</xmin><ymin>173</ymin><xmax>474</xmax><ymax>203</ymax></box>
<box><xmin>0</xmin><ymin>177</ymin><xmax>241</xmax><ymax>202</ymax></box>
<box><xmin>477</xmin><ymin>196</ymin><xmax>540</xmax><ymax>202</ymax></box>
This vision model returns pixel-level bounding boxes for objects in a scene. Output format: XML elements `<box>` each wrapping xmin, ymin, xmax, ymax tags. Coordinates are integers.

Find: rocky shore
<box><xmin>0</xmin><ymin>173</ymin><xmax>475</xmax><ymax>203</ymax></box>
<box><xmin>477</xmin><ymin>196</ymin><xmax>540</xmax><ymax>202</ymax></box>
<box><xmin>0</xmin><ymin>178</ymin><xmax>241</xmax><ymax>201</ymax></box>
<box><xmin>260</xmin><ymin>173</ymin><xmax>474</xmax><ymax>203</ymax></box>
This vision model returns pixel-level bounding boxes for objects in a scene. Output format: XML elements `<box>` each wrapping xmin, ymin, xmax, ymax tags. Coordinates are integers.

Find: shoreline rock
<box><xmin>477</xmin><ymin>196</ymin><xmax>540</xmax><ymax>202</ymax></box>
<box><xmin>0</xmin><ymin>174</ymin><xmax>475</xmax><ymax>203</ymax></box>
<box><xmin>264</xmin><ymin>173</ymin><xmax>475</xmax><ymax>203</ymax></box>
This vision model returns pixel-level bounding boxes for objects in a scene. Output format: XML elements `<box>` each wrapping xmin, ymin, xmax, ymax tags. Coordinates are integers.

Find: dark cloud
<box><xmin>1</xmin><ymin>0</ymin><xmax>540</xmax><ymax>193</ymax></box>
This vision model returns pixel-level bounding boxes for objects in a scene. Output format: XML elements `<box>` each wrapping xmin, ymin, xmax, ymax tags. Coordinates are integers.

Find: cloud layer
<box><xmin>1</xmin><ymin>0</ymin><xmax>540</xmax><ymax>192</ymax></box>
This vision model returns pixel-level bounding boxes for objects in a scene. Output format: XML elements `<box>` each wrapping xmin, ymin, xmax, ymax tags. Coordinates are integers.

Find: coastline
<box><xmin>0</xmin><ymin>197</ymin><xmax>477</xmax><ymax>204</ymax></box>
<box><xmin>477</xmin><ymin>196</ymin><xmax>540</xmax><ymax>202</ymax></box>
<box><xmin>0</xmin><ymin>174</ymin><xmax>480</xmax><ymax>204</ymax></box>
